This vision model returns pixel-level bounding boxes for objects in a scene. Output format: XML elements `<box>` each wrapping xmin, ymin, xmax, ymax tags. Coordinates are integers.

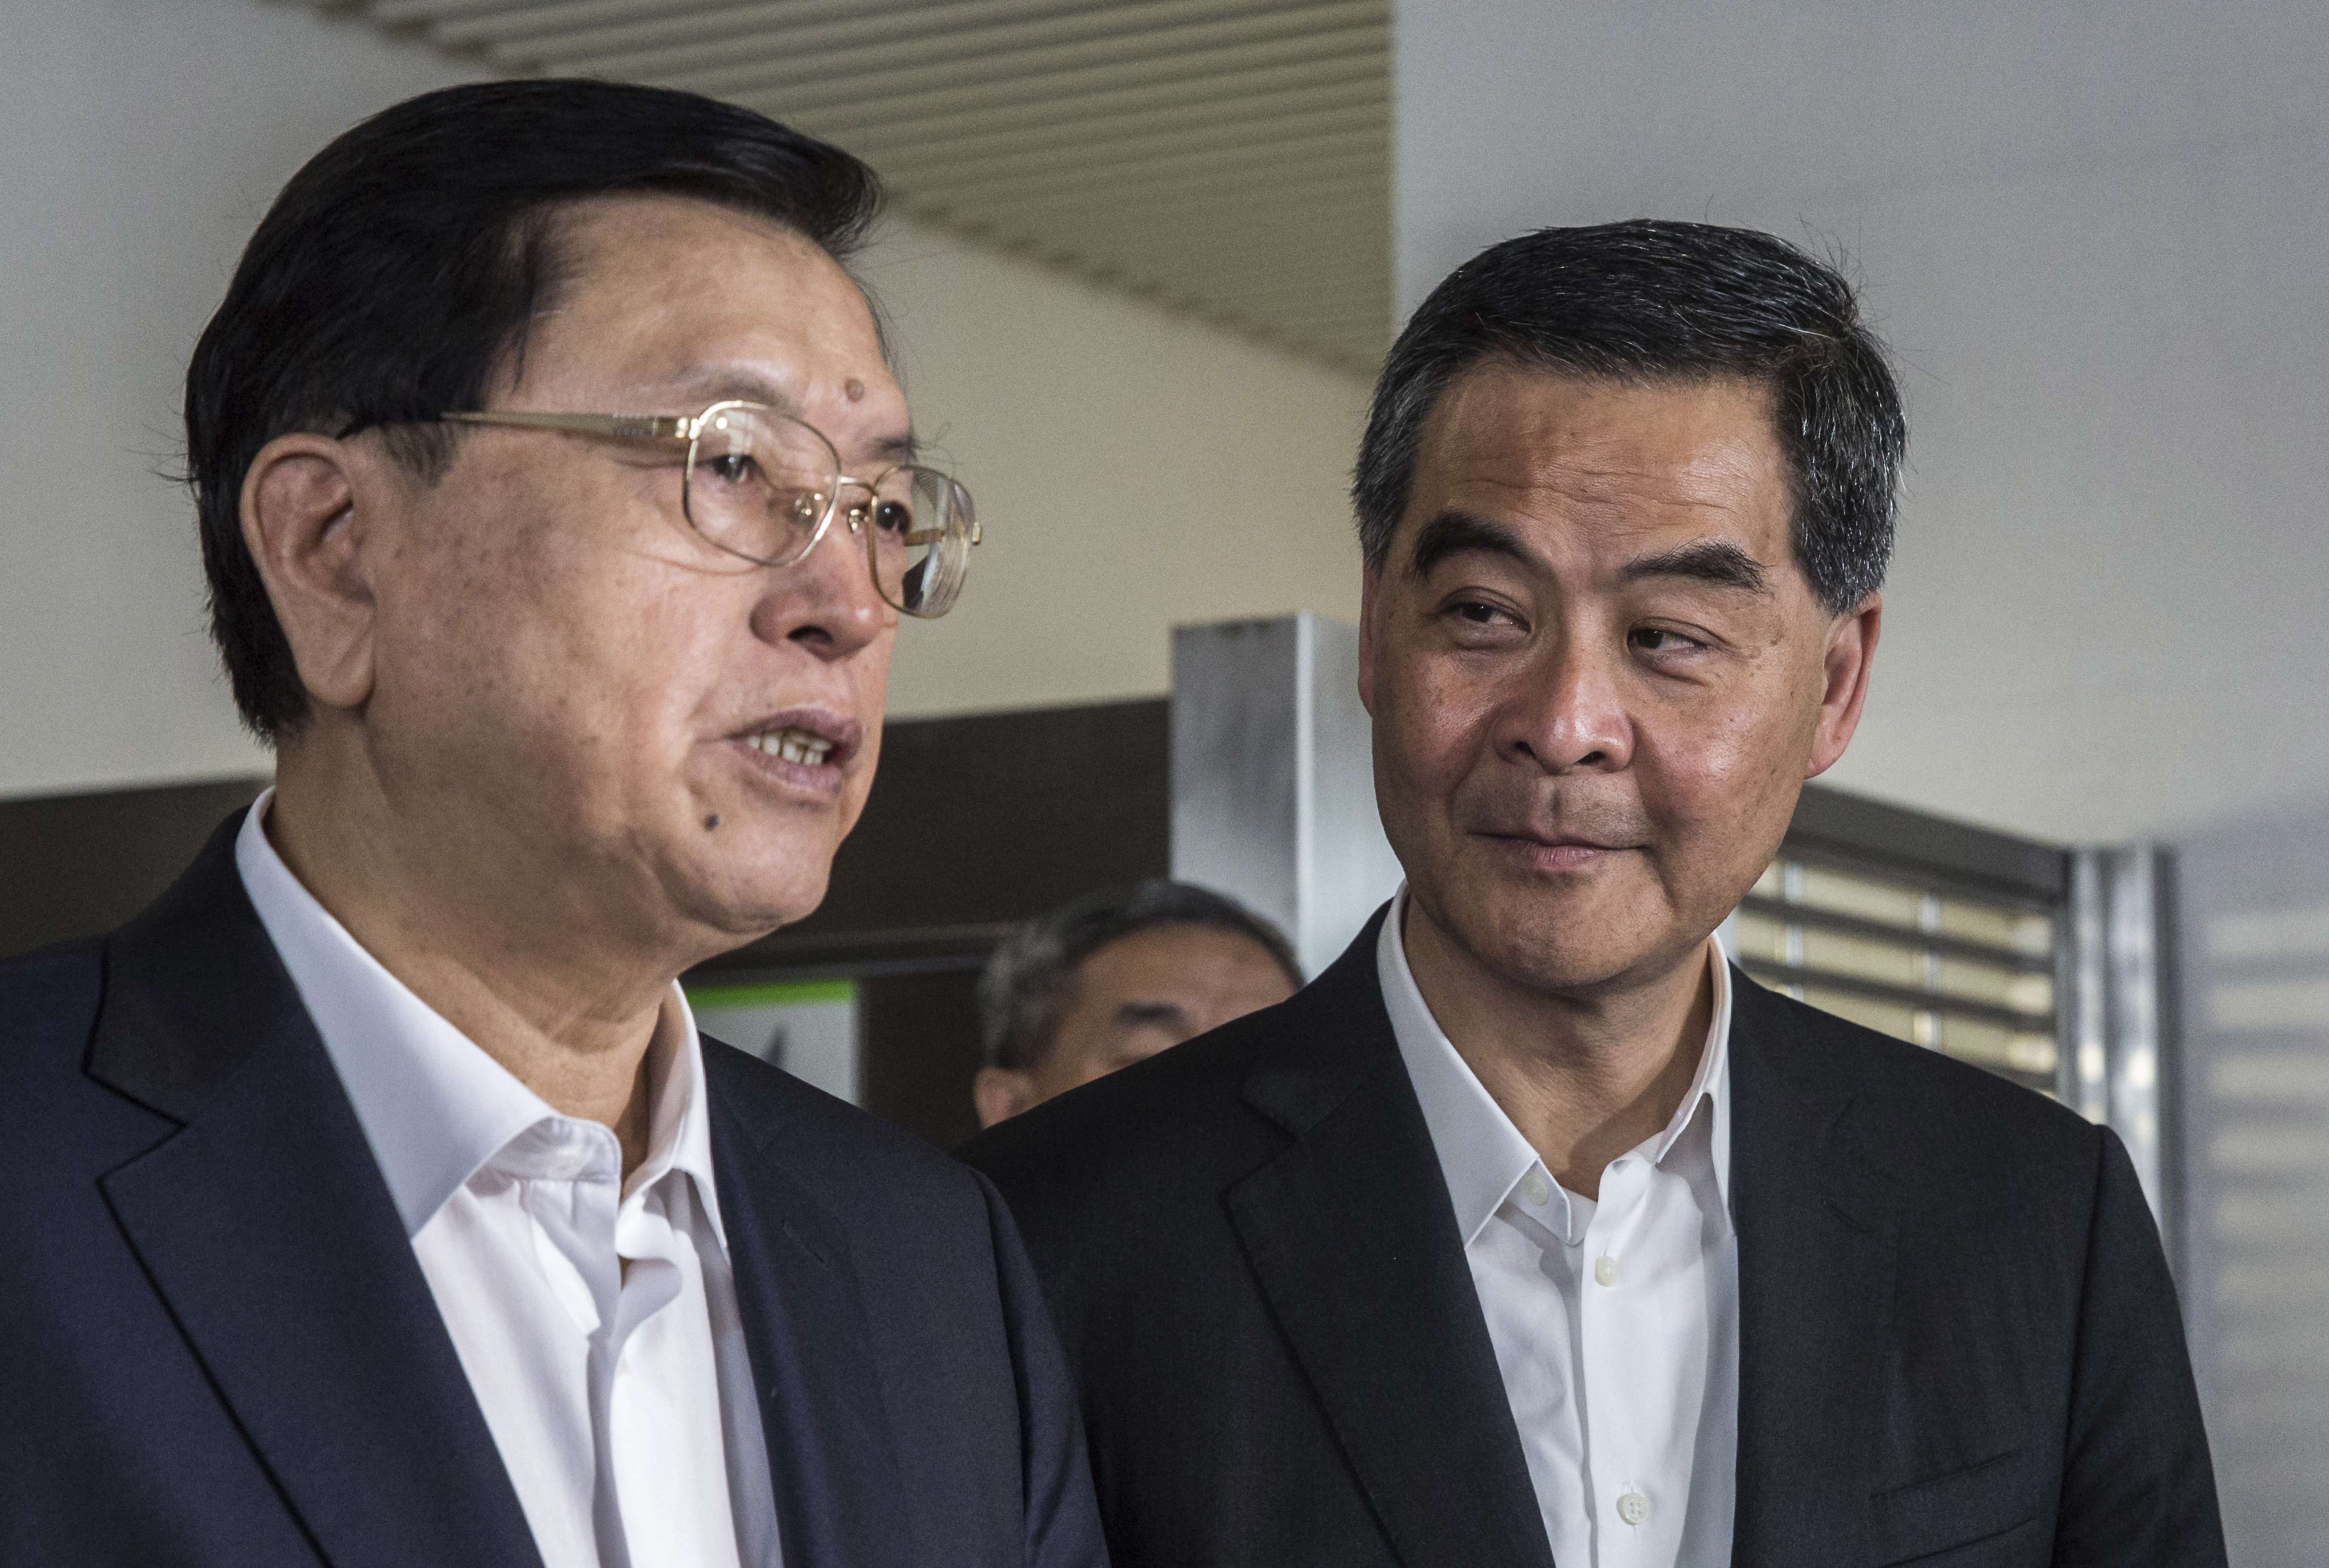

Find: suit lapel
<box><xmin>89</xmin><ymin>815</ymin><xmax>543</xmax><ymax>1568</ymax></box>
<box><xmin>708</xmin><ymin>1065</ymin><xmax>916</xmax><ymax>1568</ymax></box>
<box><xmin>1726</xmin><ymin>973</ymin><xmax>1900</xmax><ymax>1566</ymax></box>
<box><xmin>1226</xmin><ymin>914</ymin><xmax>1556</xmax><ymax>1568</ymax></box>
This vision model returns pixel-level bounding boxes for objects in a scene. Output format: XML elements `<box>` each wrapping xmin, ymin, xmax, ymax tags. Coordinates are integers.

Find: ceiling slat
<box><xmin>788</xmin><ymin>49</ymin><xmax>1383</xmax><ymax>145</ymax></box>
<box><xmin>369</xmin><ymin>0</ymin><xmax>654</xmax><ymax>26</ymax></box>
<box><xmin>1001</xmin><ymin>188</ymin><xmax>1382</xmax><ymax>257</ymax></box>
<box><xmin>738</xmin><ymin>42</ymin><xmax>1386</xmax><ymax>148</ymax></box>
<box><xmin>924</xmin><ymin>130</ymin><xmax>1382</xmax><ymax>207</ymax></box>
<box><xmin>514</xmin><ymin>0</ymin><xmax>1371</xmax><ymax>82</ymax></box>
<box><xmin>657</xmin><ymin>13</ymin><xmax>1386</xmax><ymax>105</ymax></box>
<box><xmin>467</xmin><ymin>0</ymin><xmax>1092</xmax><ymax>58</ymax></box>
<box><xmin>832</xmin><ymin>74</ymin><xmax>1379</xmax><ymax>160</ymax></box>
<box><xmin>948</xmin><ymin>165</ymin><xmax>1382</xmax><ymax>222</ymax></box>
<box><xmin>867</xmin><ymin>103</ymin><xmax>1384</xmax><ymax>187</ymax></box>
<box><xmin>321</xmin><ymin>0</ymin><xmax>1390</xmax><ymax>376</ymax></box>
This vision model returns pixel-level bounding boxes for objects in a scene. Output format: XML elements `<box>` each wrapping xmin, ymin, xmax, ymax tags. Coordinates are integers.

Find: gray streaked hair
<box><xmin>1355</xmin><ymin>219</ymin><xmax>1905</xmax><ymax>614</ymax></box>
<box><xmin>977</xmin><ymin>880</ymin><xmax>1301</xmax><ymax>1072</ymax></box>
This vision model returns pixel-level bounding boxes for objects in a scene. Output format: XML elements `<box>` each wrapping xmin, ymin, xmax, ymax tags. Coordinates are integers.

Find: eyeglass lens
<box><xmin>684</xmin><ymin>403</ymin><xmax>974</xmax><ymax>618</ymax></box>
<box><xmin>856</xmin><ymin>466</ymin><xmax>974</xmax><ymax>618</ymax></box>
<box><xmin>684</xmin><ymin>404</ymin><xmax>836</xmax><ymax>568</ymax></box>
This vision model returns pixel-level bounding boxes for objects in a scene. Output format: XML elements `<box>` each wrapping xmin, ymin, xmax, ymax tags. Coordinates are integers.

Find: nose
<box><xmin>1499</xmin><ymin>625</ymin><xmax>1634</xmax><ymax>774</ymax></box>
<box><xmin>747</xmin><ymin>505</ymin><xmax>889</xmax><ymax>660</ymax></box>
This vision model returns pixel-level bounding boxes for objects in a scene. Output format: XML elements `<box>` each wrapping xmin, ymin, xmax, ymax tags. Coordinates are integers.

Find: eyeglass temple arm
<box><xmin>442</xmin><ymin>412</ymin><xmax>980</xmax><ymax>546</ymax></box>
<box><xmin>441</xmin><ymin>411</ymin><xmax>690</xmax><ymax>440</ymax></box>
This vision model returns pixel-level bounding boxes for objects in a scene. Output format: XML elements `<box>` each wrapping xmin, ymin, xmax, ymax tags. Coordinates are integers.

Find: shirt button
<box><xmin>1617</xmin><ymin>1490</ymin><xmax>1651</xmax><ymax>1526</ymax></box>
<box><xmin>1594</xmin><ymin>1254</ymin><xmax>1620</xmax><ymax>1287</ymax></box>
<box><xmin>1521</xmin><ymin>1171</ymin><xmax>1553</xmax><ymax>1207</ymax></box>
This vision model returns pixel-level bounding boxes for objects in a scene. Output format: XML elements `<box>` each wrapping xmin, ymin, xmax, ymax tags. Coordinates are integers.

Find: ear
<box><xmin>1357</xmin><ymin>565</ymin><xmax>1381</xmax><ymax>717</ymax></box>
<box><xmin>239</xmin><ymin>433</ymin><xmax>381</xmax><ymax>716</ymax></box>
<box><xmin>972</xmin><ymin>1067</ymin><xmax>1041</xmax><ymax>1131</ymax></box>
<box><xmin>1806</xmin><ymin>592</ymin><xmax>1882</xmax><ymax>778</ymax></box>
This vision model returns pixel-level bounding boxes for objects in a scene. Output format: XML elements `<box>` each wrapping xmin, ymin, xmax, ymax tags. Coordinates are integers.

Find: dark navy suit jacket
<box><xmin>965</xmin><ymin>905</ymin><xmax>2225</xmax><ymax>1568</ymax></box>
<box><xmin>1</xmin><ymin>814</ymin><xmax>1108</xmax><ymax>1568</ymax></box>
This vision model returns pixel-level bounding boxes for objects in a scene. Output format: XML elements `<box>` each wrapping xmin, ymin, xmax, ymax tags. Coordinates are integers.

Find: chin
<box><xmin>670</xmin><ymin>820</ymin><xmax>838</xmax><ymax>945</ymax></box>
<box><xmin>1485</xmin><ymin>930</ymin><xmax>1655</xmax><ymax>995</ymax></box>
<box><xmin>1442</xmin><ymin>872</ymin><xmax>1678</xmax><ymax>997</ymax></box>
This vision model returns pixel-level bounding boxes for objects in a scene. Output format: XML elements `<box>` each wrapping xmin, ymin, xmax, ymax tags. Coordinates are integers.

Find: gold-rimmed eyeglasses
<box><xmin>440</xmin><ymin>400</ymin><xmax>979</xmax><ymax>618</ymax></box>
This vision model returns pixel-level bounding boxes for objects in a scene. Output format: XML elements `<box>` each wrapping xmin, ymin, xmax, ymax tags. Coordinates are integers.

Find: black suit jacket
<box><xmin>0</xmin><ymin>814</ymin><xmax>1107</xmax><ymax>1568</ymax></box>
<box><xmin>963</xmin><ymin>906</ymin><xmax>2225</xmax><ymax>1568</ymax></box>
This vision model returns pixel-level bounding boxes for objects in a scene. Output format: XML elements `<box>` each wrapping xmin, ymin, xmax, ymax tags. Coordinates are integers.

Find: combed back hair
<box><xmin>978</xmin><ymin>881</ymin><xmax>1302</xmax><ymax>1073</ymax></box>
<box><xmin>184</xmin><ymin>78</ymin><xmax>885</xmax><ymax>742</ymax></box>
<box><xmin>1352</xmin><ymin>219</ymin><xmax>1906</xmax><ymax>614</ymax></box>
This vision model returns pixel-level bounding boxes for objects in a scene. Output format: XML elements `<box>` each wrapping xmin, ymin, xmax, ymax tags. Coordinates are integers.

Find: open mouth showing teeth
<box><xmin>746</xmin><ymin>726</ymin><xmax>836</xmax><ymax>767</ymax></box>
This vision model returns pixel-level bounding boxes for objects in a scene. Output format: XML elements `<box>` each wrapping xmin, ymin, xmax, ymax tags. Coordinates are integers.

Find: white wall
<box><xmin>1394</xmin><ymin>0</ymin><xmax>2329</xmax><ymax>845</ymax></box>
<box><xmin>0</xmin><ymin>0</ymin><xmax>1369</xmax><ymax>801</ymax></box>
<box><xmin>0</xmin><ymin>0</ymin><xmax>477</xmax><ymax>800</ymax></box>
<box><xmin>855</xmin><ymin>224</ymin><xmax>1367</xmax><ymax>719</ymax></box>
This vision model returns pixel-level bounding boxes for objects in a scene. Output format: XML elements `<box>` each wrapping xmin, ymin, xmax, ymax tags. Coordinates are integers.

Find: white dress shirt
<box><xmin>1379</xmin><ymin>890</ymin><xmax>1738</xmax><ymax>1568</ymax></box>
<box><xmin>235</xmin><ymin>795</ymin><xmax>779</xmax><ymax>1568</ymax></box>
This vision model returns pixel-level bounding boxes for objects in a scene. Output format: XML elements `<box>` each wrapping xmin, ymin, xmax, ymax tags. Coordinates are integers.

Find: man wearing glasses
<box><xmin>0</xmin><ymin>81</ymin><xmax>1100</xmax><ymax>1568</ymax></box>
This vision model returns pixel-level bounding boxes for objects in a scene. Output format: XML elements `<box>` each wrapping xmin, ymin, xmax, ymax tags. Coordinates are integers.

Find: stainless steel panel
<box><xmin>1296</xmin><ymin>610</ymin><xmax>1403</xmax><ymax>977</ymax></box>
<box><xmin>1170</xmin><ymin>617</ymin><xmax>1302</xmax><ymax>946</ymax></box>
<box><xmin>1171</xmin><ymin>615</ymin><xmax>1401</xmax><ymax>978</ymax></box>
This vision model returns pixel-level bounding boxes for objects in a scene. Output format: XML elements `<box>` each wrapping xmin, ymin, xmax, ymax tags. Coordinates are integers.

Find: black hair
<box><xmin>184</xmin><ymin>78</ymin><xmax>885</xmax><ymax>742</ymax></box>
<box><xmin>977</xmin><ymin>880</ymin><xmax>1302</xmax><ymax>1072</ymax></box>
<box><xmin>1352</xmin><ymin>219</ymin><xmax>1905</xmax><ymax>613</ymax></box>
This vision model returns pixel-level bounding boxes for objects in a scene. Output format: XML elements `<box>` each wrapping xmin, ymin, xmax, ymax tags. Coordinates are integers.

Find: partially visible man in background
<box><xmin>974</xmin><ymin>881</ymin><xmax>1299</xmax><ymax>1128</ymax></box>
<box><xmin>0</xmin><ymin>79</ymin><xmax>1102</xmax><ymax>1568</ymax></box>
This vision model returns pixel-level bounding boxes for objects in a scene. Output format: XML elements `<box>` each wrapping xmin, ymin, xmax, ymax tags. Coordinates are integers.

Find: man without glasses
<box><xmin>0</xmin><ymin>81</ymin><xmax>1103</xmax><ymax>1568</ymax></box>
<box><xmin>973</xmin><ymin>882</ymin><xmax>1301</xmax><ymax>1129</ymax></box>
<box><xmin>965</xmin><ymin>222</ymin><xmax>2226</xmax><ymax>1567</ymax></box>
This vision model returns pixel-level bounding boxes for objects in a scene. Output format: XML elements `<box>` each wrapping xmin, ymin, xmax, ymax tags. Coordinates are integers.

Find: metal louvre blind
<box><xmin>1731</xmin><ymin>787</ymin><xmax>2074</xmax><ymax>1100</ymax></box>
<box><xmin>1728</xmin><ymin>853</ymin><xmax>2061</xmax><ymax>1095</ymax></box>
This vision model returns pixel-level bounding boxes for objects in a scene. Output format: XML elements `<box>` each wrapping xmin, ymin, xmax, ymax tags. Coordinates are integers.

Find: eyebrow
<box><xmin>1617</xmin><ymin>539</ymin><xmax>1770</xmax><ymax>594</ymax></box>
<box><xmin>663</xmin><ymin>366</ymin><xmax>918</xmax><ymax>465</ymax></box>
<box><xmin>1405</xmin><ymin>509</ymin><xmax>1537</xmax><ymax>577</ymax></box>
<box><xmin>1406</xmin><ymin>508</ymin><xmax>1772</xmax><ymax>596</ymax></box>
<box><xmin>1115</xmin><ymin>1000</ymin><xmax>1194</xmax><ymax>1032</ymax></box>
<box><xmin>865</xmin><ymin>428</ymin><xmax>921</xmax><ymax>465</ymax></box>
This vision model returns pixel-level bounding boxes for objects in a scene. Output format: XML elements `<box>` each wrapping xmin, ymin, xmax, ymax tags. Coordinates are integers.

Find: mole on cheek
<box><xmin>703</xmin><ymin>814</ymin><xmax>721</xmax><ymax>831</ymax></box>
<box><xmin>844</xmin><ymin>378</ymin><xmax>865</xmax><ymax>402</ymax></box>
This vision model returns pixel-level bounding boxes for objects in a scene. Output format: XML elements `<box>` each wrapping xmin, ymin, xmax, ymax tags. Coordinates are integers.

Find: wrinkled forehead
<box><xmin>501</xmin><ymin>194</ymin><xmax>907</xmax><ymax>446</ymax></box>
<box><xmin>1400</xmin><ymin>364</ymin><xmax>1794</xmax><ymax>569</ymax></box>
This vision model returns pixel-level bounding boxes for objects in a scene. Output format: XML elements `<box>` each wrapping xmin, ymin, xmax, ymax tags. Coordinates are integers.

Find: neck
<box><xmin>266</xmin><ymin>746</ymin><xmax>674</xmax><ymax>1175</ymax></box>
<box><xmin>1401</xmin><ymin>896</ymin><xmax>1713</xmax><ymax>1200</ymax></box>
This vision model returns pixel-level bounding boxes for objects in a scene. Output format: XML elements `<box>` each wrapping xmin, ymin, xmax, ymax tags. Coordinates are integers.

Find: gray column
<box><xmin>1169</xmin><ymin>615</ymin><xmax>1404</xmax><ymax>979</ymax></box>
<box><xmin>2064</xmin><ymin>845</ymin><xmax>2177</xmax><ymax>1245</ymax></box>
